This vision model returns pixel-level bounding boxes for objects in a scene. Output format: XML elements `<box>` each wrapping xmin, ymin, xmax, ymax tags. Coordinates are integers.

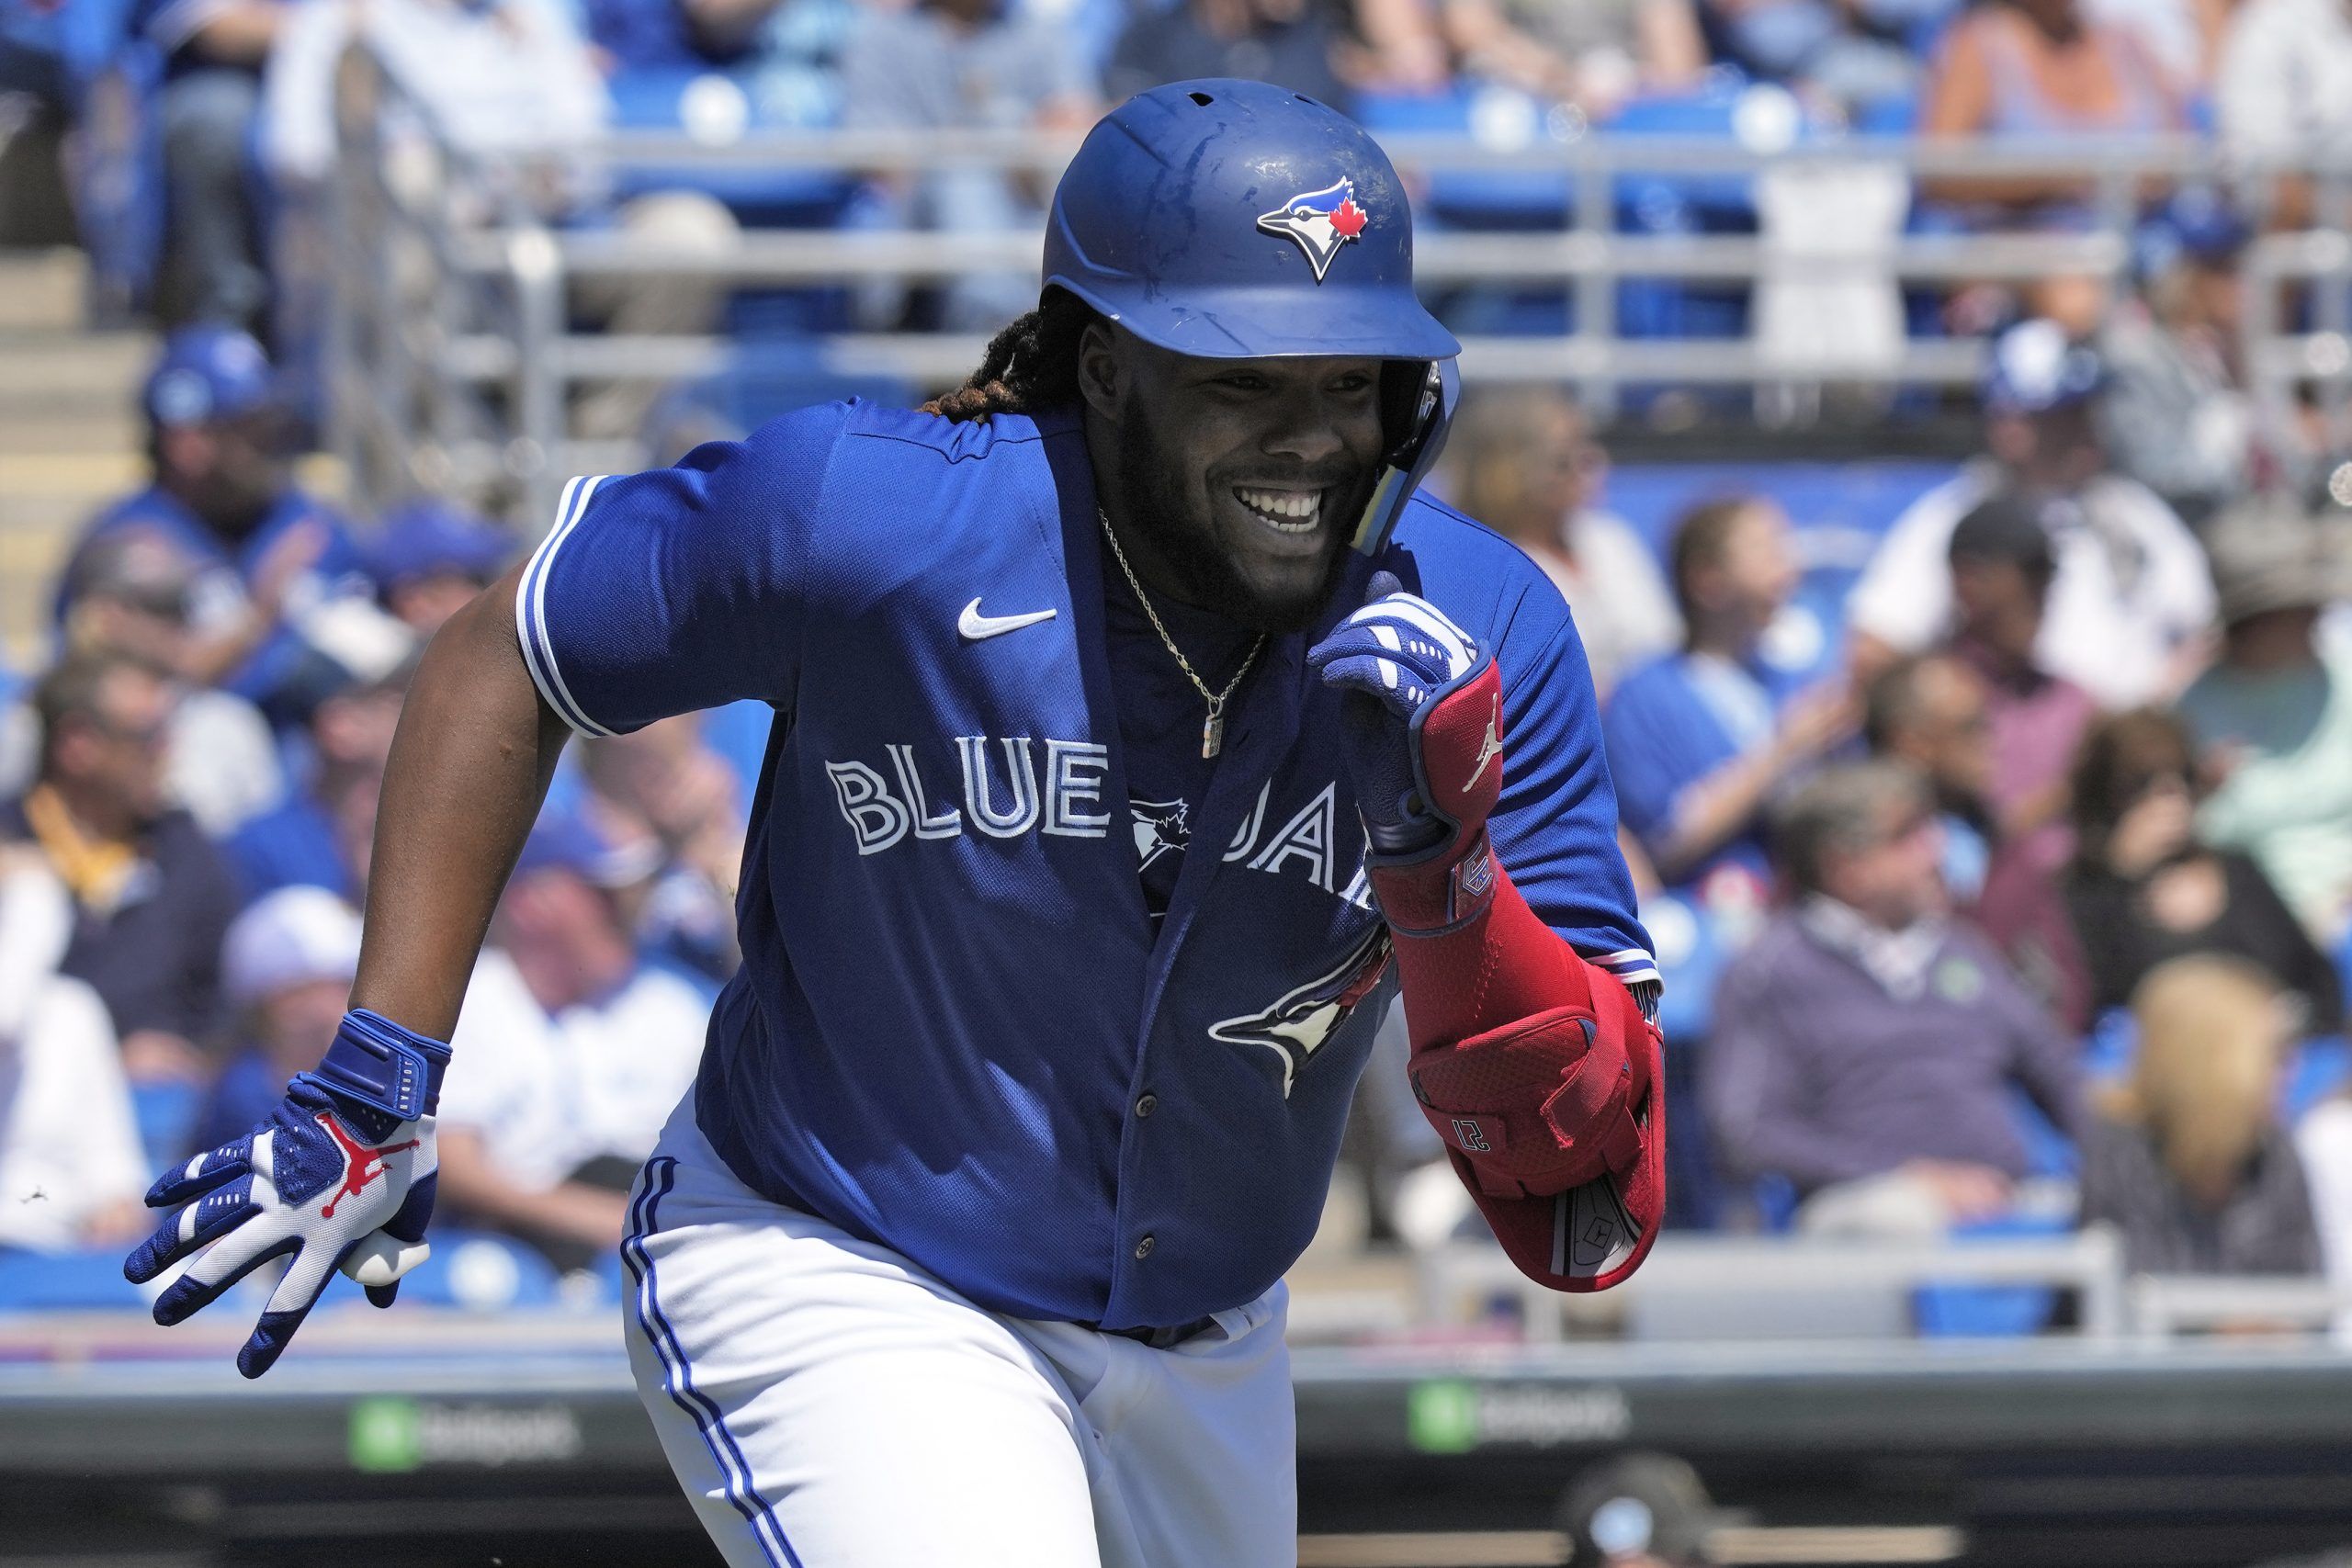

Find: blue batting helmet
<box><xmin>1045</xmin><ymin>79</ymin><xmax>1461</xmax><ymax>555</ymax></box>
<box><xmin>1045</xmin><ymin>78</ymin><xmax>1458</xmax><ymax>364</ymax></box>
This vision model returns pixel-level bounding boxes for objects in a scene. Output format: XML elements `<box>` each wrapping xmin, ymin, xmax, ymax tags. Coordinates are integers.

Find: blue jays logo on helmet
<box><xmin>1209</xmin><ymin>924</ymin><xmax>1393</xmax><ymax>1098</ymax></box>
<box><xmin>1257</xmin><ymin>178</ymin><xmax>1370</xmax><ymax>284</ymax></box>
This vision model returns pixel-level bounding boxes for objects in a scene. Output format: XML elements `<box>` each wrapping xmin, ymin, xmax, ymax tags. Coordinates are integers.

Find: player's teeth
<box><xmin>1237</xmin><ymin>487</ymin><xmax>1320</xmax><ymax>525</ymax></box>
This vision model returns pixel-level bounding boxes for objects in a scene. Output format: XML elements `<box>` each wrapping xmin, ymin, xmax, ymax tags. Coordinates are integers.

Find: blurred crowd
<box><xmin>9</xmin><ymin>305</ymin><xmax>2352</xmax><ymax>1333</ymax></box>
<box><xmin>12</xmin><ymin>0</ymin><xmax>2352</xmax><ymax>1333</ymax></box>
<box><xmin>0</xmin><ymin>324</ymin><xmax>753</xmax><ymax>1280</ymax></box>
<box><xmin>1346</xmin><ymin>306</ymin><xmax>2352</xmax><ymax>1326</ymax></box>
<box><xmin>14</xmin><ymin>0</ymin><xmax>2352</xmax><ymax>349</ymax></box>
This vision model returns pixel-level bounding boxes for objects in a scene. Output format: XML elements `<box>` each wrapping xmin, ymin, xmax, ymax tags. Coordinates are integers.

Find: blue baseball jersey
<box><xmin>515</xmin><ymin>400</ymin><xmax>1653</xmax><ymax>1329</ymax></box>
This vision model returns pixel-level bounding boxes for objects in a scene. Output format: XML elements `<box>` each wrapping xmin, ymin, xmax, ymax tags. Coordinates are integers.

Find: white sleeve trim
<box><xmin>514</xmin><ymin>475</ymin><xmax>618</xmax><ymax>739</ymax></box>
<box><xmin>1592</xmin><ymin>946</ymin><xmax>1663</xmax><ymax>991</ymax></box>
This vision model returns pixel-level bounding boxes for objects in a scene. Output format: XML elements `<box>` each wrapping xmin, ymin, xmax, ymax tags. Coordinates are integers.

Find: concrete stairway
<box><xmin>0</xmin><ymin>248</ymin><xmax>152</xmax><ymax>672</ymax></box>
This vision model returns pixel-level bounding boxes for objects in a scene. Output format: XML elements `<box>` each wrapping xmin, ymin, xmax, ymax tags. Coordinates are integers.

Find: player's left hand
<box><xmin>1306</xmin><ymin>572</ymin><xmax>1499</xmax><ymax>864</ymax></box>
<box><xmin>123</xmin><ymin>1011</ymin><xmax>447</xmax><ymax>1378</ymax></box>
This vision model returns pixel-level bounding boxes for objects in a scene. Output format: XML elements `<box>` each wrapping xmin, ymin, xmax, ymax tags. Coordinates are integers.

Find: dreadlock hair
<box><xmin>923</xmin><ymin>289</ymin><xmax>1099</xmax><ymax>423</ymax></box>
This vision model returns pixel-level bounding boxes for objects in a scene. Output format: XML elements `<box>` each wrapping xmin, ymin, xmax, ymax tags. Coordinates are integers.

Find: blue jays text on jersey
<box><xmin>514</xmin><ymin>399</ymin><xmax>1654</xmax><ymax>1331</ymax></box>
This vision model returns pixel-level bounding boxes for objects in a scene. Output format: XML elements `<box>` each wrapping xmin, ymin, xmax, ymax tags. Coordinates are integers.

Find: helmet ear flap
<box><xmin>1351</xmin><ymin>360</ymin><xmax>1460</xmax><ymax>558</ymax></box>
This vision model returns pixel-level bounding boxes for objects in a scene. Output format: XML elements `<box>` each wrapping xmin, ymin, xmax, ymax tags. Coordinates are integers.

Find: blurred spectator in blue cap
<box><xmin>432</xmin><ymin>807</ymin><xmax>707</xmax><ymax>1272</ymax></box>
<box><xmin>185</xmin><ymin>883</ymin><xmax>362</xmax><ymax>1156</ymax></box>
<box><xmin>365</xmin><ymin>500</ymin><xmax>518</xmax><ymax>638</ymax></box>
<box><xmin>2098</xmin><ymin>190</ymin><xmax>2297</xmax><ymax>529</ymax></box>
<box><xmin>57</xmin><ymin>327</ymin><xmax>412</xmax><ymax>728</ymax></box>
<box><xmin>221</xmin><ymin>653</ymin><xmax>416</xmax><ymax>906</ymax></box>
<box><xmin>0</xmin><ymin>530</ymin><xmax>286</xmax><ymax>838</ymax></box>
<box><xmin>1849</xmin><ymin>318</ymin><xmax>2214</xmax><ymax>710</ymax></box>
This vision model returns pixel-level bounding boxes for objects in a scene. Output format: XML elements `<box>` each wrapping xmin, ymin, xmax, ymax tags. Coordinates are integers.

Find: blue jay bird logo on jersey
<box><xmin>1257</xmin><ymin>178</ymin><xmax>1370</xmax><ymax>283</ymax></box>
<box><xmin>1209</xmin><ymin>923</ymin><xmax>1393</xmax><ymax>1098</ymax></box>
<box><xmin>1131</xmin><ymin>798</ymin><xmax>1191</xmax><ymax>873</ymax></box>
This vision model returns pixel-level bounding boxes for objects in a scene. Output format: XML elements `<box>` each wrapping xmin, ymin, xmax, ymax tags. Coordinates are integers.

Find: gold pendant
<box><xmin>1202</xmin><ymin>705</ymin><xmax>1225</xmax><ymax>760</ymax></box>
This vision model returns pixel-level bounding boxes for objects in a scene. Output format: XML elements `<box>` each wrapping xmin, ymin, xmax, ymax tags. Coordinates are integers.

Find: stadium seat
<box><xmin>1354</xmin><ymin>87</ymin><xmax>1573</xmax><ymax>229</ymax></box>
<box><xmin>130</xmin><ymin>1079</ymin><xmax>201</xmax><ymax>1172</ymax></box>
<box><xmin>602</xmin><ymin>52</ymin><xmax>854</xmax><ymax>220</ymax></box>
<box><xmin>383</xmin><ymin>1230</ymin><xmax>563</xmax><ymax>1312</ymax></box>
<box><xmin>1603</xmin><ymin>457</ymin><xmax>1959</xmax><ymax>559</ymax></box>
<box><xmin>1914</xmin><ymin>1212</ymin><xmax>2064</xmax><ymax>1337</ymax></box>
<box><xmin>0</xmin><ymin>1247</ymin><xmax>148</xmax><ymax>1312</ymax></box>
<box><xmin>1645</xmin><ymin>892</ymin><xmax>1731</xmax><ymax>1231</ymax></box>
<box><xmin>2288</xmin><ymin>1036</ymin><xmax>2352</xmax><ymax>1123</ymax></box>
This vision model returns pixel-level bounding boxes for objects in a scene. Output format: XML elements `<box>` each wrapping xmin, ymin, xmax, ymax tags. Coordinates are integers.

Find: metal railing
<box><xmin>1417</xmin><ymin>1228</ymin><xmax>2352</xmax><ymax>1344</ymax></box>
<box><xmin>322</xmin><ymin>41</ymin><xmax>2352</xmax><ymax>531</ymax></box>
<box><xmin>1416</xmin><ymin>1228</ymin><xmax>2134</xmax><ymax>1343</ymax></box>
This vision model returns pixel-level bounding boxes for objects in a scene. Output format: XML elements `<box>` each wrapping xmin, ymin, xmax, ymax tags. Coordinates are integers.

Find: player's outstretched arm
<box><xmin>1307</xmin><ymin>573</ymin><xmax>1664</xmax><ymax>1293</ymax></box>
<box><xmin>353</xmin><ymin>558</ymin><xmax>574</xmax><ymax>1039</ymax></box>
<box><xmin>124</xmin><ymin>559</ymin><xmax>572</xmax><ymax>1375</ymax></box>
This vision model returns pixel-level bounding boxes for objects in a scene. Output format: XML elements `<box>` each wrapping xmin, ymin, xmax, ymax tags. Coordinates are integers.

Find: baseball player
<box><xmin>125</xmin><ymin>80</ymin><xmax>1665</xmax><ymax>1567</ymax></box>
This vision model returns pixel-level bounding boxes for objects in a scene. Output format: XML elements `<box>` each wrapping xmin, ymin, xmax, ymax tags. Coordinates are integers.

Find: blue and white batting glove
<box><xmin>124</xmin><ymin>1010</ymin><xmax>447</xmax><ymax>1378</ymax></box>
<box><xmin>1306</xmin><ymin>571</ymin><xmax>1490</xmax><ymax>860</ymax></box>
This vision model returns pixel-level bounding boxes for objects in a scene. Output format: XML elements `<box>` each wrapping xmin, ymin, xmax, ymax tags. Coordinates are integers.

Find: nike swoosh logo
<box><xmin>958</xmin><ymin>598</ymin><xmax>1057</xmax><ymax>641</ymax></box>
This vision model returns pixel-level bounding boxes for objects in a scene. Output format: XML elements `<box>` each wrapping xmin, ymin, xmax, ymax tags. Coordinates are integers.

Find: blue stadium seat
<box><xmin>0</xmin><ymin>1247</ymin><xmax>148</xmax><ymax>1312</ymax></box>
<box><xmin>1645</xmin><ymin>892</ymin><xmax>1731</xmax><ymax>1231</ymax></box>
<box><xmin>604</xmin><ymin>67</ymin><xmax>854</xmax><ymax>220</ymax></box>
<box><xmin>383</xmin><ymin>1230</ymin><xmax>563</xmax><ymax>1312</ymax></box>
<box><xmin>656</xmin><ymin>338</ymin><xmax>914</xmax><ymax>446</ymax></box>
<box><xmin>1914</xmin><ymin>1213</ymin><xmax>2064</xmax><ymax>1337</ymax></box>
<box><xmin>2287</xmin><ymin>1036</ymin><xmax>2352</xmax><ymax>1123</ymax></box>
<box><xmin>1353</xmin><ymin>88</ymin><xmax>1573</xmax><ymax>229</ymax></box>
<box><xmin>1604</xmin><ymin>457</ymin><xmax>1957</xmax><ymax>682</ymax></box>
<box><xmin>1603</xmin><ymin>457</ymin><xmax>1959</xmax><ymax>559</ymax></box>
<box><xmin>130</xmin><ymin>1079</ymin><xmax>202</xmax><ymax>1172</ymax></box>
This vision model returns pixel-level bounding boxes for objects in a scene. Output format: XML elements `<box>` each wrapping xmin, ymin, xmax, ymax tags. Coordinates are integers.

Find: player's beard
<box><xmin>1113</xmin><ymin>391</ymin><xmax>1363</xmax><ymax>635</ymax></box>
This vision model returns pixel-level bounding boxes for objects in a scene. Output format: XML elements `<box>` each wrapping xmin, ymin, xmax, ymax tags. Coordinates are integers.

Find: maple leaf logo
<box><xmin>1330</xmin><ymin>197</ymin><xmax>1367</xmax><ymax>239</ymax></box>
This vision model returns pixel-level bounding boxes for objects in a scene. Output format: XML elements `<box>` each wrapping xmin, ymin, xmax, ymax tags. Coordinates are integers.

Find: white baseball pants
<box><xmin>620</xmin><ymin>1104</ymin><xmax>1297</xmax><ymax>1568</ymax></box>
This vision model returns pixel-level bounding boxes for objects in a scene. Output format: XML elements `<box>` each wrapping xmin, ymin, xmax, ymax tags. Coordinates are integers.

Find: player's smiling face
<box><xmin>1080</xmin><ymin>324</ymin><xmax>1386</xmax><ymax>632</ymax></box>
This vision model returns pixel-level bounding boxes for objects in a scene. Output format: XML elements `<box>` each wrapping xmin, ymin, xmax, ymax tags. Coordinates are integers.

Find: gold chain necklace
<box><xmin>1096</xmin><ymin>507</ymin><xmax>1264</xmax><ymax>759</ymax></box>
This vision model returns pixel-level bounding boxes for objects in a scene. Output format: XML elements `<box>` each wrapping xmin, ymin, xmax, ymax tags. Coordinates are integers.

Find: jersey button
<box><xmin>1133</xmin><ymin>1235</ymin><xmax>1157</xmax><ymax>1260</ymax></box>
<box><xmin>1135</xmin><ymin>1093</ymin><xmax>1159</xmax><ymax>1118</ymax></box>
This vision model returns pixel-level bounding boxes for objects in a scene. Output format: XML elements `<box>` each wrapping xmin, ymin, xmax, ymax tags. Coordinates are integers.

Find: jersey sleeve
<box><xmin>514</xmin><ymin>404</ymin><xmax>846</xmax><ymax>736</ymax></box>
<box><xmin>1487</xmin><ymin>590</ymin><xmax>1659</xmax><ymax>993</ymax></box>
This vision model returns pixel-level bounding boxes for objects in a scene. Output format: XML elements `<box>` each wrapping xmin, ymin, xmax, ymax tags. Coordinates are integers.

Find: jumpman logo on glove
<box><xmin>319</xmin><ymin>1116</ymin><xmax>422</xmax><ymax>1220</ymax></box>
